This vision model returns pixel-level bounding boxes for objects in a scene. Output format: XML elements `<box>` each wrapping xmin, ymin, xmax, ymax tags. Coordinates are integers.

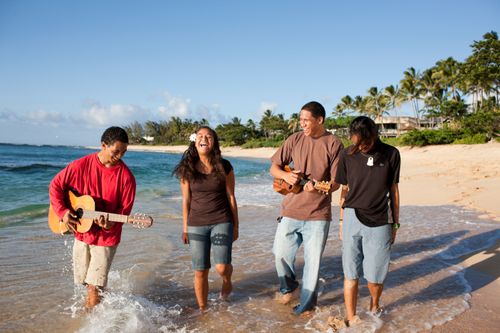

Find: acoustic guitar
<box><xmin>273</xmin><ymin>166</ymin><xmax>331</xmax><ymax>195</ymax></box>
<box><xmin>48</xmin><ymin>190</ymin><xmax>153</xmax><ymax>235</ymax></box>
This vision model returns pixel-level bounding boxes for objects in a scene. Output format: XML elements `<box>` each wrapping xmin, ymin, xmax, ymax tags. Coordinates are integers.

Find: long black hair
<box><xmin>348</xmin><ymin>116</ymin><xmax>379</xmax><ymax>154</ymax></box>
<box><xmin>173</xmin><ymin>126</ymin><xmax>225</xmax><ymax>182</ymax></box>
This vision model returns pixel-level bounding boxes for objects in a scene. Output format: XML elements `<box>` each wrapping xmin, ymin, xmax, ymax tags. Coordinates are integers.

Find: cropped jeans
<box><xmin>272</xmin><ymin>216</ymin><xmax>330</xmax><ymax>314</ymax></box>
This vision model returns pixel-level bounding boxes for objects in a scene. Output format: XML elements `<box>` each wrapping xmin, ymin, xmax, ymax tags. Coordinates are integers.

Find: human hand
<box><xmin>303</xmin><ymin>180</ymin><xmax>315</xmax><ymax>192</ymax></box>
<box><xmin>391</xmin><ymin>229</ymin><xmax>397</xmax><ymax>244</ymax></box>
<box><xmin>233</xmin><ymin>226</ymin><xmax>239</xmax><ymax>242</ymax></box>
<box><xmin>182</xmin><ymin>232</ymin><xmax>189</xmax><ymax>244</ymax></box>
<box><xmin>62</xmin><ymin>210</ymin><xmax>79</xmax><ymax>232</ymax></box>
<box><xmin>94</xmin><ymin>214</ymin><xmax>115</xmax><ymax>230</ymax></box>
<box><xmin>284</xmin><ymin>170</ymin><xmax>301</xmax><ymax>185</ymax></box>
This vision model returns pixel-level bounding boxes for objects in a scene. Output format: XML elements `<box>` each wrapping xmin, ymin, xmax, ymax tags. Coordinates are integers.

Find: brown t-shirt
<box><xmin>271</xmin><ymin>131</ymin><xmax>343</xmax><ymax>221</ymax></box>
<box><xmin>187</xmin><ymin>159</ymin><xmax>234</xmax><ymax>226</ymax></box>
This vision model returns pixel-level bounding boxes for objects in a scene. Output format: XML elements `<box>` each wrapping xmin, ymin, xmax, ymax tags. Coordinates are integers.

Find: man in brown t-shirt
<box><xmin>270</xmin><ymin>101</ymin><xmax>343</xmax><ymax>314</ymax></box>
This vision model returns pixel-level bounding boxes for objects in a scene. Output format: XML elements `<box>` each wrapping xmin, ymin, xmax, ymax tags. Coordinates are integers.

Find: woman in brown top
<box><xmin>173</xmin><ymin>126</ymin><xmax>239</xmax><ymax>312</ymax></box>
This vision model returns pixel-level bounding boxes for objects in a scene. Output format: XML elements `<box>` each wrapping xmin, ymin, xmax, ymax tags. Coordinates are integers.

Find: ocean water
<box><xmin>0</xmin><ymin>143</ymin><xmax>499</xmax><ymax>333</ymax></box>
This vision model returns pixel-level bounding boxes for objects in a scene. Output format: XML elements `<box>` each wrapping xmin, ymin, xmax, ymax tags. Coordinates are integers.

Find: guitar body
<box><xmin>273</xmin><ymin>178</ymin><xmax>303</xmax><ymax>195</ymax></box>
<box><xmin>273</xmin><ymin>165</ymin><xmax>304</xmax><ymax>195</ymax></box>
<box><xmin>48</xmin><ymin>191</ymin><xmax>96</xmax><ymax>234</ymax></box>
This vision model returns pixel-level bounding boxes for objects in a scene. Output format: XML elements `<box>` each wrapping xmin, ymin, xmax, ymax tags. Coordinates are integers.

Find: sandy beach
<box><xmin>128</xmin><ymin>142</ymin><xmax>500</xmax><ymax>332</ymax></box>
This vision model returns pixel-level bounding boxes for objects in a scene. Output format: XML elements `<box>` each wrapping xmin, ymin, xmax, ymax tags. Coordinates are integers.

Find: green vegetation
<box><xmin>125</xmin><ymin>31</ymin><xmax>499</xmax><ymax>147</ymax></box>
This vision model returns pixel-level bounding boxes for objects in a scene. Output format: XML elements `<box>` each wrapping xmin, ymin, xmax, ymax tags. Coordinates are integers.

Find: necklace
<box><xmin>360</xmin><ymin>152</ymin><xmax>374</xmax><ymax>166</ymax></box>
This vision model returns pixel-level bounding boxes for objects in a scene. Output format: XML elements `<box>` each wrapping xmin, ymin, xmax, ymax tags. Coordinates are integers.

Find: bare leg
<box><xmin>194</xmin><ymin>269</ymin><xmax>210</xmax><ymax>311</ymax></box>
<box><xmin>344</xmin><ymin>278</ymin><xmax>359</xmax><ymax>322</ymax></box>
<box><xmin>85</xmin><ymin>284</ymin><xmax>101</xmax><ymax>309</ymax></box>
<box><xmin>215</xmin><ymin>263</ymin><xmax>233</xmax><ymax>300</ymax></box>
<box><xmin>368</xmin><ymin>281</ymin><xmax>384</xmax><ymax>312</ymax></box>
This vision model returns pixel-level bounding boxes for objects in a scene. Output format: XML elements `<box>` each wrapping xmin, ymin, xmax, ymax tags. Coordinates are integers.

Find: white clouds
<box><xmin>257</xmin><ymin>101</ymin><xmax>278</xmax><ymax>117</ymax></box>
<box><xmin>1</xmin><ymin>91</ymin><xmax>239</xmax><ymax>130</ymax></box>
<box><xmin>0</xmin><ymin>108</ymin><xmax>69</xmax><ymax>126</ymax></box>
<box><xmin>157</xmin><ymin>91</ymin><xmax>191</xmax><ymax>118</ymax></box>
<box><xmin>0</xmin><ymin>109</ymin><xmax>20</xmax><ymax>122</ymax></box>
<box><xmin>27</xmin><ymin>110</ymin><xmax>69</xmax><ymax>125</ymax></box>
<box><xmin>80</xmin><ymin>102</ymin><xmax>147</xmax><ymax>127</ymax></box>
<box><xmin>157</xmin><ymin>91</ymin><xmax>229</xmax><ymax>125</ymax></box>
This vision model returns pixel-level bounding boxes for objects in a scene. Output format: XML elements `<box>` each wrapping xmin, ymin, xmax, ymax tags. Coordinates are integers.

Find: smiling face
<box><xmin>99</xmin><ymin>141</ymin><xmax>128</xmax><ymax>167</ymax></box>
<box><xmin>195</xmin><ymin>127</ymin><xmax>215</xmax><ymax>156</ymax></box>
<box><xmin>299</xmin><ymin>109</ymin><xmax>324</xmax><ymax>137</ymax></box>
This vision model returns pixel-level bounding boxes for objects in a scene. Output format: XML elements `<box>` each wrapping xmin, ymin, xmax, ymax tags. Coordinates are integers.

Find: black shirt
<box><xmin>188</xmin><ymin>159</ymin><xmax>234</xmax><ymax>226</ymax></box>
<box><xmin>335</xmin><ymin>140</ymin><xmax>400</xmax><ymax>227</ymax></box>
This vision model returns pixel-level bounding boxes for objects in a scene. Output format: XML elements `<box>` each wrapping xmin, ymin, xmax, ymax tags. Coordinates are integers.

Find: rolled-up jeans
<box><xmin>272</xmin><ymin>216</ymin><xmax>330</xmax><ymax>314</ymax></box>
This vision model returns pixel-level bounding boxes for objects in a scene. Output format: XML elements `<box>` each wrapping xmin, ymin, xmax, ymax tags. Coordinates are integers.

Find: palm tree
<box><xmin>462</xmin><ymin>31</ymin><xmax>500</xmax><ymax>111</ymax></box>
<box><xmin>433</xmin><ymin>57</ymin><xmax>462</xmax><ymax>100</ymax></box>
<box><xmin>334</xmin><ymin>95</ymin><xmax>355</xmax><ymax>117</ymax></box>
<box><xmin>288</xmin><ymin>112</ymin><xmax>300</xmax><ymax>133</ymax></box>
<box><xmin>384</xmin><ymin>85</ymin><xmax>403</xmax><ymax>137</ymax></box>
<box><xmin>230</xmin><ymin>117</ymin><xmax>242</xmax><ymax>125</ymax></box>
<box><xmin>366</xmin><ymin>87</ymin><xmax>390</xmax><ymax>135</ymax></box>
<box><xmin>400</xmin><ymin>67</ymin><xmax>422</xmax><ymax>127</ymax></box>
<box><xmin>352</xmin><ymin>95</ymin><xmax>369</xmax><ymax>115</ymax></box>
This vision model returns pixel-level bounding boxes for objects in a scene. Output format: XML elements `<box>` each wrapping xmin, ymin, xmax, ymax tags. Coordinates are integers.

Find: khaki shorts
<box><xmin>73</xmin><ymin>238</ymin><xmax>117</xmax><ymax>287</ymax></box>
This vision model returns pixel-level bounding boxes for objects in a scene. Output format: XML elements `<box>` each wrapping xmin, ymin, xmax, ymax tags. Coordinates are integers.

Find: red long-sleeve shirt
<box><xmin>49</xmin><ymin>153</ymin><xmax>136</xmax><ymax>246</ymax></box>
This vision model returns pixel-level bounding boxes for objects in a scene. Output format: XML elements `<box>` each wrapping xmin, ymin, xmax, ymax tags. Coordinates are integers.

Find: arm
<box><xmin>49</xmin><ymin>165</ymin><xmax>80</xmax><ymax>232</ymax></box>
<box><xmin>225</xmin><ymin>170</ymin><xmax>239</xmax><ymax>242</ymax></box>
<box><xmin>180</xmin><ymin>178</ymin><xmax>191</xmax><ymax>244</ymax></box>
<box><xmin>49</xmin><ymin>167</ymin><xmax>72</xmax><ymax>219</ymax></box>
<box><xmin>339</xmin><ymin>185</ymin><xmax>349</xmax><ymax>240</ymax></box>
<box><xmin>390</xmin><ymin>183</ymin><xmax>400</xmax><ymax>243</ymax></box>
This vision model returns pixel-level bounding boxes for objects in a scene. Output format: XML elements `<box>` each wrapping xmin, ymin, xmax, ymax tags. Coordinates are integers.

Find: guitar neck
<box><xmin>81</xmin><ymin>210</ymin><xmax>129</xmax><ymax>224</ymax></box>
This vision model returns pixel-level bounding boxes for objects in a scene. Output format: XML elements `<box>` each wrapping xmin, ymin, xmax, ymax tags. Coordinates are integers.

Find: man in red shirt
<box><xmin>49</xmin><ymin>127</ymin><xmax>136</xmax><ymax>309</ymax></box>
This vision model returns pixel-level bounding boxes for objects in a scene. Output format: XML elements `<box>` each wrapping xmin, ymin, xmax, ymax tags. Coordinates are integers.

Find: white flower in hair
<box><xmin>189</xmin><ymin>133</ymin><xmax>197</xmax><ymax>142</ymax></box>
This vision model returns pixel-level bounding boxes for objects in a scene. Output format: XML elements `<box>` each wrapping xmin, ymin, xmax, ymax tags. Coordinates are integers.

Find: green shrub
<box><xmin>460</xmin><ymin>110</ymin><xmax>500</xmax><ymax>136</ymax></box>
<box><xmin>340</xmin><ymin>137</ymin><xmax>352</xmax><ymax>148</ymax></box>
<box><xmin>453</xmin><ymin>133</ymin><xmax>489</xmax><ymax>144</ymax></box>
<box><xmin>241</xmin><ymin>138</ymin><xmax>284</xmax><ymax>148</ymax></box>
<box><xmin>400</xmin><ymin>129</ymin><xmax>463</xmax><ymax>146</ymax></box>
<box><xmin>380</xmin><ymin>137</ymin><xmax>402</xmax><ymax>146</ymax></box>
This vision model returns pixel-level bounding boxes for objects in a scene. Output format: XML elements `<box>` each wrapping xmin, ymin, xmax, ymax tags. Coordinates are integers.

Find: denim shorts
<box><xmin>187</xmin><ymin>222</ymin><xmax>233</xmax><ymax>270</ymax></box>
<box><xmin>342</xmin><ymin>208</ymin><xmax>392</xmax><ymax>284</ymax></box>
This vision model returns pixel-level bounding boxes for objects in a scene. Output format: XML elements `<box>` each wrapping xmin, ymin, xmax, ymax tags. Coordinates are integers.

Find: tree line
<box><xmin>125</xmin><ymin>31</ymin><xmax>499</xmax><ymax>147</ymax></box>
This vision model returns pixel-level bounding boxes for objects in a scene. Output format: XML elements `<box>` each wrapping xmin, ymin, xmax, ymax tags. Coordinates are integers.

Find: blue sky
<box><xmin>1</xmin><ymin>0</ymin><xmax>499</xmax><ymax>146</ymax></box>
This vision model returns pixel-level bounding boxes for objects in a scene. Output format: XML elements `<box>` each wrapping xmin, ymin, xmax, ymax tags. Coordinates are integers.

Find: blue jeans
<box><xmin>272</xmin><ymin>217</ymin><xmax>330</xmax><ymax>314</ymax></box>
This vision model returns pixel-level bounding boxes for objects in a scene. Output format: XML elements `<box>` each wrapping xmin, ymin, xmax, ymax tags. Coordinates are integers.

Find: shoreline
<box><xmin>128</xmin><ymin>142</ymin><xmax>500</xmax><ymax>332</ymax></box>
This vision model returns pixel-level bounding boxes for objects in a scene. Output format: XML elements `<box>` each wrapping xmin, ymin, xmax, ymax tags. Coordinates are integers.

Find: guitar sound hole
<box><xmin>75</xmin><ymin>208</ymin><xmax>83</xmax><ymax>219</ymax></box>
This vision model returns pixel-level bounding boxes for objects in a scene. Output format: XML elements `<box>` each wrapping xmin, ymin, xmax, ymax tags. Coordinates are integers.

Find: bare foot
<box><xmin>369</xmin><ymin>298</ymin><xmax>384</xmax><ymax>317</ymax></box>
<box><xmin>346</xmin><ymin>315</ymin><xmax>361</xmax><ymax>327</ymax></box>
<box><xmin>275</xmin><ymin>288</ymin><xmax>299</xmax><ymax>305</ymax></box>
<box><xmin>299</xmin><ymin>309</ymin><xmax>315</xmax><ymax>318</ymax></box>
<box><xmin>327</xmin><ymin>316</ymin><xmax>347</xmax><ymax>331</ymax></box>
<box><xmin>220</xmin><ymin>279</ymin><xmax>232</xmax><ymax>301</ymax></box>
<box><xmin>85</xmin><ymin>285</ymin><xmax>101</xmax><ymax>310</ymax></box>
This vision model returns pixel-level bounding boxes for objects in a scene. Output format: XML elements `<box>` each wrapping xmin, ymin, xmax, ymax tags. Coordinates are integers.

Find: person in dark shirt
<box><xmin>173</xmin><ymin>126</ymin><xmax>239</xmax><ymax>313</ymax></box>
<box><xmin>334</xmin><ymin>116</ymin><xmax>400</xmax><ymax>326</ymax></box>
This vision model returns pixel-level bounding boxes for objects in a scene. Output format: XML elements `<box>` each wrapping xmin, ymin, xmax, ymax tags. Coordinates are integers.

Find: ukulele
<box><xmin>273</xmin><ymin>166</ymin><xmax>331</xmax><ymax>195</ymax></box>
<box><xmin>48</xmin><ymin>190</ymin><xmax>153</xmax><ymax>235</ymax></box>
